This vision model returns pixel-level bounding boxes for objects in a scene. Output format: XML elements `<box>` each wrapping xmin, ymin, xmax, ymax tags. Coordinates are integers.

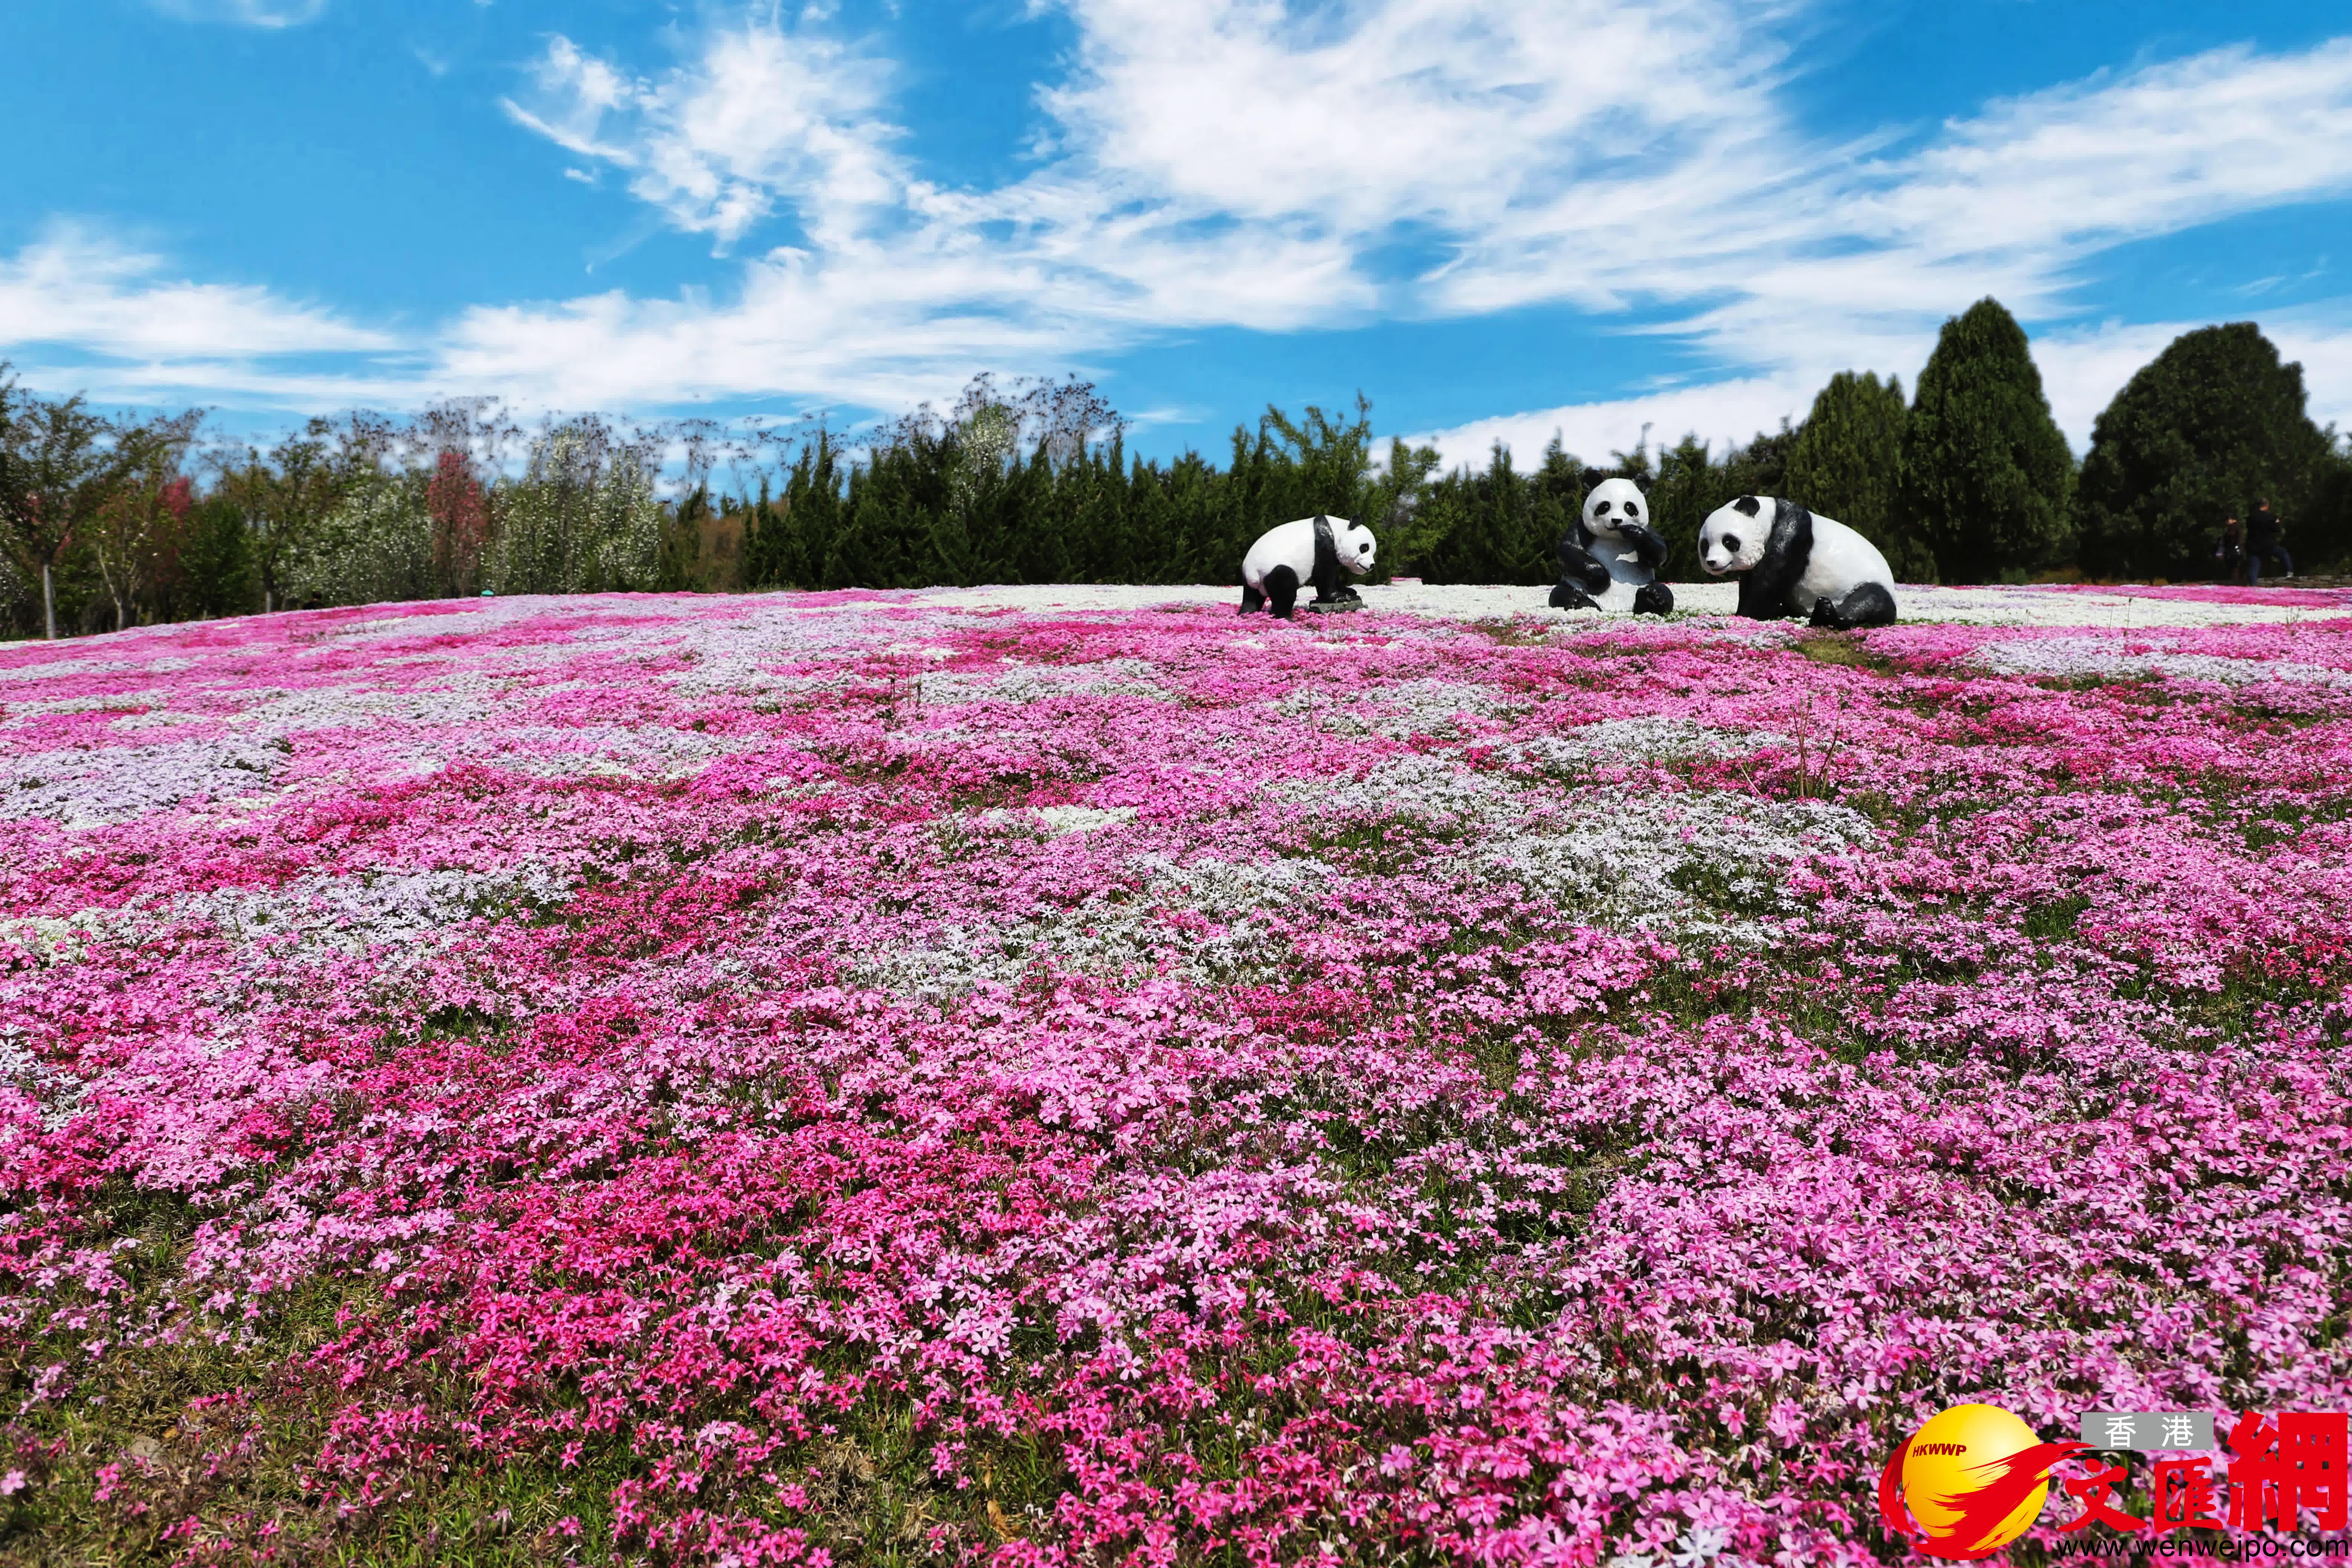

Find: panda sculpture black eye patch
<box><xmin>1732</xmin><ymin>495</ymin><xmax>1761</xmax><ymax>517</ymax></box>
<box><xmin>1594</xmin><ymin>501</ymin><xmax>1612</xmax><ymax>515</ymax></box>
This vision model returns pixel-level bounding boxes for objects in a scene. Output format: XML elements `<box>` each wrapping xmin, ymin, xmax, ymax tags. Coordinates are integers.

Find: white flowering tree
<box><xmin>283</xmin><ymin>471</ymin><xmax>437</xmax><ymax>608</ymax></box>
<box><xmin>488</xmin><ymin>417</ymin><xmax>664</xmax><ymax>596</ymax></box>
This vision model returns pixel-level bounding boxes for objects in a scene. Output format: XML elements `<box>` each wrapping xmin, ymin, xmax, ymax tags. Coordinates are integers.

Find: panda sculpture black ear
<box><xmin>1580</xmin><ymin>467</ymin><xmax>1609</xmax><ymax>491</ymax></box>
<box><xmin>1630</xmin><ymin>473</ymin><xmax>1653</xmax><ymax>495</ymax></box>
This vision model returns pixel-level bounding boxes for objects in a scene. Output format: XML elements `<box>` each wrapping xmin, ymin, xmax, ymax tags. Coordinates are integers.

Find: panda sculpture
<box><xmin>1550</xmin><ymin>472</ymin><xmax>1673</xmax><ymax>615</ymax></box>
<box><xmin>1239</xmin><ymin>514</ymin><xmax>1377</xmax><ymax>619</ymax></box>
<box><xmin>1698</xmin><ymin>495</ymin><xmax>1897</xmax><ymax>629</ymax></box>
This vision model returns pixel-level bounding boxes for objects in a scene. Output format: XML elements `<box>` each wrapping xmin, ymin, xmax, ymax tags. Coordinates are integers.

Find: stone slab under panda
<box><xmin>1240</xmin><ymin>514</ymin><xmax>1377</xmax><ymax>619</ymax></box>
<box><xmin>1698</xmin><ymin>495</ymin><xmax>1897</xmax><ymax>629</ymax></box>
<box><xmin>1551</xmin><ymin>472</ymin><xmax>1673</xmax><ymax>615</ymax></box>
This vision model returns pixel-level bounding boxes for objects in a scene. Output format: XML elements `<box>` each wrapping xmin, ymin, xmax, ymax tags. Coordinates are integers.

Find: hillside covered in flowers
<box><xmin>3</xmin><ymin>590</ymin><xmax>2350</xmax><ymax>1565</ymax></box>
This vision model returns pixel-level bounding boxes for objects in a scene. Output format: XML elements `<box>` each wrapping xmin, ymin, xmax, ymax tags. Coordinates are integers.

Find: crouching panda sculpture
<box><xmin>1698</xmin><ymin>495</ymin><xmax>1898</xmax><ymax>630</ymax></box>
<box><xmin>1240</xmin><ymin>514</ymin><xmax>1378</xmax><ymax>619</ymax></box>
<box><xmin>1550</xmin><ymin>472</ymin><xmax>1673</xmax><ymax>615</ymax></box>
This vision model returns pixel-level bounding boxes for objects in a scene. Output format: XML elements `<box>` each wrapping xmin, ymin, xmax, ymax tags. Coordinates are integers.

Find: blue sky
<box><xmin>2</xmin><ymin>0</ymin><xmax>2348</xmax><ymax>466</ymax></box>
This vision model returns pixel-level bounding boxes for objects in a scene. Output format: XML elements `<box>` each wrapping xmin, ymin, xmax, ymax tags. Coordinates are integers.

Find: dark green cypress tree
<box><xmin>1404</xmin><ymin>473</ymin><xmax>1467</xmax><ymax>583</ymax></box>
<box><xmin>822</xmin><ymin>466</ymin><xmax>885</xmax><ymax>589</ymax></box>
<box><xmin>925</xmin><ymin>476</ymin><xmax>977</xmax><ymax>588</ymax></box>
<box><xmin>1898</xmin><ymin>299</ymin><xmax>2076</xmax><ymax>583</ymax></box>
<box><xmin>1482</xmin><ymin>445</ymin><xmax>1540</xmax><ymax>584</ymax></box>
<box><xmin>752</xmin><ymin>430</ymin><xmax>848</xmax><ymax>589</ymax></box>
<box><xmin>2305</xmin><ymin>441</ymin><xmax>2352</xmax><ymax>573</ymax></box>
<box><xmin>1070</xmin><ymin>446</ymin><xmax>1127</xmax><ymax>582</ymax></box>
<box><xmin>1123</xmin><ymin>448</ymin><xmax>1171</xmax><ymax>583</ymax></box>
<box><xmin>1643</xmin><ymin>435</ymin><xmax>1713</xmax><ymax>583</ymax></box>
<box><xmin>1167</xmin><ymin>450</ymin><xmax>1230</xmax><ymax>582</ymax></box>
<box><xmin>1784</xmin><ymin>371</ymin><xmax>1932</xmax><ymax>580</ymax></box>
<box><xmin>741</xmin><ymin>475</ymin><xmax>779</xmax><ymax>587</ymax></box>
<box><xmin>2075</xmin><ymin>323</ymin><xmax>2335</xmax><ymax>580</ymax></box>
<box><xmin>1005</xmin><ymin>446</ymin><xmax>1066</xmax><ymax>583</ymax></box>
<box><xmin>1521</xmin><ymin>436</ymin><xmax>1582</xmax><ymax>583</ymax></box>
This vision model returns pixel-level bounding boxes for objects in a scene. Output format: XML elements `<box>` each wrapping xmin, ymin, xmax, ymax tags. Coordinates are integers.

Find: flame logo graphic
<box><xmin>1877</xmin><ymin>1404</ymin><xmax>2087</xmax><ymax>1559</ymax></box>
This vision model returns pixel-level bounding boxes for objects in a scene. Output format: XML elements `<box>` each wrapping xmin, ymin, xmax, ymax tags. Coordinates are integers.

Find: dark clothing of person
<box><xmin>2246</xmin><ymin>542</ymin><xmax>2293</xmax><ymax>585</ymax></box>
<box><xmin>2217</xmin><ymin>518</ymin><xmax>2245</xmax><ymax>583</ymax></box>
<box><xmin>2248</xmin><ymin>508</ymin><xmax>2283</xmax><ymax>548</ymax></box>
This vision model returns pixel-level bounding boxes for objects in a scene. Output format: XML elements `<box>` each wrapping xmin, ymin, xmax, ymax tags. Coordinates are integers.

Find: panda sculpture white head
<box><xmin>1699</xmin><ymin>494</ymin><xmax>1770</xmax><ymax>574</ymax></box>
<box><xmin>1334</xmin><ymin>517</ymin><xmax>1377</xmax><ymax>573</ymax></box>
<box><xmin>1581</xmin><ymin>475</ymin><xmax>1652</xmax><ymax>540</ymax></box>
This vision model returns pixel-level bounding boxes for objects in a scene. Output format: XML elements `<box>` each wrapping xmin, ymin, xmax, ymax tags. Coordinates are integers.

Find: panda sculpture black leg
<box><xmin>1239</xmin><ymin>583</ymin><xmax>1265</xmax><ymax>614</ymax></box>
<box><xmin>1303</xmin><ymin>515</ymin><xmax>1357</xmax><ymax>610</ymax></box>
<box><xmin>1633</xmin><ymin>581</ymin><xmax>1674</xmax><ymax>616</ymax></box>
<box><xmin>1263</xmin><ymin>564</ymin><xmax>1302</xmax><ymax>620</ymax></box>
<box><xmin>1808</xmin><ymin>582</ymin><xmax>1897</xmax><ymax>631</ymax></box>
<box><xmin>1550</xmin><ymin>536</ymin><xmax>1610</xmax><ymax>611</ymax></box>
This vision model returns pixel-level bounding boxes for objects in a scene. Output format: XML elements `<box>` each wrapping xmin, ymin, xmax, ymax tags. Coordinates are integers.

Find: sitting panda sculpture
<box><xmin>1239</xmin><ymin>514</ymin><xmax>1377</xmax><ymax>619</ymax></box>
<box><xmin>1550</xmin><ymin>472</ymin><xmax>1673</xmax><ymax>615</ymax></box>
<box><xmin>1698</xmin><ymin>495</ymin><xmax>1897</xmax><ymax>629</ymax></box>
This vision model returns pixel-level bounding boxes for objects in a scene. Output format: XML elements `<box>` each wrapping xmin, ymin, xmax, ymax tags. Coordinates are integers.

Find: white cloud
<box><xmin>1629</xmin><ymin>40</ymin><xmax>2352</xmax><ymax>393</ymax></box>
<box><xmin>468</xmin><ymin>8</ymin><xmax>2352</xmax><ymax>434</ymax></box>
<box><xmin>1411</xmin><ymin>376</ymin><xmax>1817</xmax><ymax>471</ymax></box>
<box><xmin>19</xmin><ymin>5</ymin><xmax>2352</xmax><ymax>452</ymax></box>
<box><xmin>417</xmin><ymin>0</ymin><xmax>1781</xmax><ymax>419</ymax></box>
<box><xmin>1406</xmin><ymin>37</ymin><xmax>2352</xmax><ymax>463</ymax></box>
<box><xmin>0</xmin><ymin>225</ymin><xmax>392</xmax><ymax>362</ymax></box>
<box><xmin>2035</xmin><ymin>314</ymin><xmax>2352</xmax><ymax>442</ymax></box>
<box><xmin>1037</xmin><ymin>0</ymin><xmax>1783</xmax><ymax>241</ymax></box>
<box><xmin>502</xmin><ymin>22</ymin><xmax>903</xmax><ymax>251</ymax></box>
<box><xmin>1870</xmin><ymin>43</ymin><xmax>2352</xmax><ymax>260</ymax></box>
<box><xmin>1413</xmin><ymin>315</ymin><xmax>2352</xmax><ymax>469</ymax></box>
<box><xmin>0</xmin><ymin>225</ymin><xmax>403</xmax><ymax>409</ymax></box>
<box><xmin>150</xmin><ymin>0</ymin><xmax>328</xmax><ymax>26</ymax></box>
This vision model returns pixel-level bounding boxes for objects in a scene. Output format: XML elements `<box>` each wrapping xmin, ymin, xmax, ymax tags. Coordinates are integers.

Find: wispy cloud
<box><xmin>501</xmin><ymin>20</ymin><xmax>903</xmax><ymax>252</ymax></box>
<box><xmin>1417</xmin><ymin>317</ymin><xmax>2352</xmax><ymax>470</ymax></box>
<box><xmin>1637</xmin><ymin>39</ymin><xmax>2352</xmax><ymax>392</ymax></box>
<box><xmin>452</xmin><ymin>0</ymin><xmax>1802</xmax><ymax>405</ymax></box>
<box><xmin>1404</xmin><ymin>36</ymin><xmax>2352</xmax><ymax>462</ymax></box>
<box><xmin>0</xmin><ymin>224</ymin><xmax>403</xmax><ymax>408</ymax></box>
<box><xmin>149</xmin><ymin>0</ymin><xmax>329</xmax><ymax>27</ymax></box>
<box><xmin>21</xmin><ymin>5</ymin><xmax>2352</xmax><ymax>445</ymax></box>
<box><xmin>472</xmin><ymin>7</ymin><xmax>2352</xmax><ymax>429</ymax></box>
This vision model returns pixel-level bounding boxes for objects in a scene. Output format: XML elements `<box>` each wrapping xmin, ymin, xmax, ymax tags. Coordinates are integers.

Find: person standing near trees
<box><xmin>2244</xmin><ymin>498</ymin><xmax>2293</xmax><ymax>583</ymax></box>
<box><xmin>2217</xmin><ymin>515</ymin><xmax>2245</xmax><ymax>582</ymax></box>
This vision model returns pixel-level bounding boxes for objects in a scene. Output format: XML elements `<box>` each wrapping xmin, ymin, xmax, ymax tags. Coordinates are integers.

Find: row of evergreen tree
<box><xmin>4</xmin><ymin>299</ymin><xmax>2346</xmax><ymax>638</ymax></box>
<box><xmin>726</xmin><ymin>301</ymin><xmax>2347</xmax><ymax>593</ymax></box>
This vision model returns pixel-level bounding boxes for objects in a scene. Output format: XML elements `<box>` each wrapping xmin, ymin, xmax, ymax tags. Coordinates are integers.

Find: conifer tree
<box><xmin>1897</xmin><ymin>299</ymin><xmax>2076</xmax><ymax>583</ymax></box>
<box><xmin>2306</xmin><ymin>442</ymin><xmax>2352</xmax><ymax>572</ymax></box>
<box><xmin>1784</xmin><ymin>371</ymin><xmax>1932</xmax><ymax>579</ymax></box>
<box><xmin>2075</xmin><ymin>323</ymin><xmax>2334</xmax><ymax>580</ymax></box>
<box><xmin>1643</xmin><ymin>434</ymin><xmax>1715</xmax><ymax>582</ymax></box>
